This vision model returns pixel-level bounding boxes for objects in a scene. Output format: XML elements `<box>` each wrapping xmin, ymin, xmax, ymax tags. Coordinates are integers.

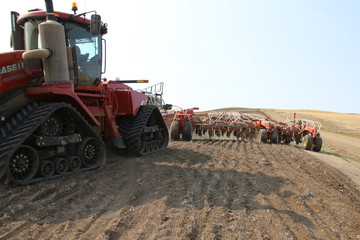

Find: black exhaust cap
<box><xmin>44</xmin><ymin>0</ymin><xmax>55</xmax><ymax>20</ymax></box>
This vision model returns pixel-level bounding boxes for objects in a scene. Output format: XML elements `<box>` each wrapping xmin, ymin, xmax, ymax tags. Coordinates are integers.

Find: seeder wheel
<box><xmin>270</xmin><ymin>131</ymin><xmax>278</xmax><ymax>144</ymax></box>
<box><xmin>304</xmin><ymin>135</ymin><xmax>313</xmax><ymax>150</ymax></box>
<box><xmin>170</xmin><ymin>121</ymin><xmax>180</xmax><ymax>141</ymax></box>
<box><xmin>312</xmin><ymin>136</ymin><xmax>322</xmax><ymax>152</ymax></box>
<box><xmin>182</xmin><ymin>121</ymin><xmax>193</xmax><ymax>141</ymax></box>
<box><xmin>259</xmin><ymin>129</ymin><xmax>267</xmax><ymax>143</ymax></box>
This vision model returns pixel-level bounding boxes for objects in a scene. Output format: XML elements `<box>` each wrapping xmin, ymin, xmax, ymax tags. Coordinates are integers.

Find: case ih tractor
<box><xmin>0</xmin><ymin>0</ymin><xmax>168</xmax><ymax>185</ymax></box>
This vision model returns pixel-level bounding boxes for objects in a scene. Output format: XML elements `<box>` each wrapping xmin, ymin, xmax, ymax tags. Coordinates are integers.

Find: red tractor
<box><xmin>0</xmin><ymin>1</ymin><xmax>168</xmax><ymax>185</ymax></box>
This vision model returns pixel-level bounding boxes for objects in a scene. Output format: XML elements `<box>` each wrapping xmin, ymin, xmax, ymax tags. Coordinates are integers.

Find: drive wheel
<box><xmin>313</xmin><ymin>136</ymin><xmax>322</xmax><ymax>152</ymax></box>
<box><xmin>78</xmin><ymin>137</ymin><xmax>104</xmax><ymax>167</ymax></box>
<box><xmin>8</xmin><ymin>145</ymin><xmax>39</xmax><ymax>184</ymax></box>
<box><xmin>304</xmin><ymin>135</ymin><xmax>313</xmax><ymax>150</ymax></box>
<box><xmin>38</xmin><ymin>111</ymin><xmax>75</xmax><ymax>137</ymax></box>
<box><xmin>182</xmin><ymin>121</ymin><xmax>193</xmax><ymax>141</ymax></box>
<box><xmin>259</xmin><ymin>129</ymin><xmax>267</xmax><ymax>143</ymax></box>
<box><xmin>170</xmin><ymin>121</ymin><xmax>180</xmax><ymax>141</ymax></box>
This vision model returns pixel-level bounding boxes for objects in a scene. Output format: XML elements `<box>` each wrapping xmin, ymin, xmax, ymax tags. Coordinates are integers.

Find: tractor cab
<box><xmin>12</xmin><ymin>5</ymin><xmax>106</xmax><ymax>87</ymax></box>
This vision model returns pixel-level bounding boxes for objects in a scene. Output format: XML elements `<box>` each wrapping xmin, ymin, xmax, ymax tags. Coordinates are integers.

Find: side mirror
<box><xmin>90</xmin><ymin>14</ymin><xmax>101</xmax><ymax>35</ymax></box>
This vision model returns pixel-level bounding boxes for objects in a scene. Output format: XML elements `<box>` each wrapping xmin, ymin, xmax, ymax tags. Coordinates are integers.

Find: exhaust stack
<box><xmin>23</xmin><ymin>0</ymin><xmax>70</xmax><ymax>84</ymax></box>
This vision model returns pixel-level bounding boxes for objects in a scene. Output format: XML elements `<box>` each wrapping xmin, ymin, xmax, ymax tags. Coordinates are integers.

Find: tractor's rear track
<box><xmin>118</xmin><ymin>105</ymin><xmax>169</xmax><ymax>156</ymax></box>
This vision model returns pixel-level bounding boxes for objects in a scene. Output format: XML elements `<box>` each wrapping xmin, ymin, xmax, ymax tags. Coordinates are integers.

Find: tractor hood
<box><xmin>0</xmin><ymin>51</ymin><xmax>43</xmax><ymax>94</ymax></box>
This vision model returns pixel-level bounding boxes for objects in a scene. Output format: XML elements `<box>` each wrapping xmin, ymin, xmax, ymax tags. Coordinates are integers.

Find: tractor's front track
<box><xmin>0</xmin><ymin>102</ymin><xmax>106</xmax><ymax>185</ymax></box>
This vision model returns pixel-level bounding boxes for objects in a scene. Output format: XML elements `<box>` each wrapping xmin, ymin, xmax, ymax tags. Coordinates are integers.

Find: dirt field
<box><xmin>1</xmin><ymin>108</ymin><xmax>360</xmax><ymax>239</ymax></box>
<box><xmin>0</xmin><ymin>140</ymin><xmax>360</xmax><ymax>239</ymax></box>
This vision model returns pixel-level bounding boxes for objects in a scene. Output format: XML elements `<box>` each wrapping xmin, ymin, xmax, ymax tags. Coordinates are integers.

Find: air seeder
<box><xmin>163</xmin><ymin>107</ymin><xmax>323</xmax><ymax>152</ymax></box>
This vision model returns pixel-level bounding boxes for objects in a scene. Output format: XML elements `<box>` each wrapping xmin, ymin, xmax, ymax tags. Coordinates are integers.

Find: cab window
<box><xmin>66</xmin><ymin>23</ymin><xmax>102</xmax><ymax>86</ymax></box>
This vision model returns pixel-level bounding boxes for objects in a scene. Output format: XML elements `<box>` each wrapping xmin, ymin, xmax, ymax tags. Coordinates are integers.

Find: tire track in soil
<box><xmin>187</xmin><ymin>140</ymin><xmax>280</xmax><ymax>239</ymax></box>
<box><xmin>174</xmin><ymin>140</ymin><xmax>230</xmax><ymax>239</ymax></box>
<box><xmin>87</xmin><ymin>156</ymin><xmax>160</xmax><ymax>240</ymax></box>
<box><xmin>257</xmin><ymin>144</ymin><xmax>320</xmax><ymax>239</ymax></box>
<box><xmin>260</xmin><ymin>143</ymin><xmax>360</xmax><ymax>239</ymax></box>
<box><xmin>231</xmin><ymin>143</ymin><xmax>291</xmax><ymax>239</ymax></box>
<box><xmin>225</xmin><ymin>142</ymin><xmax>332</xmax><ymax>239</ymax></box>
<box><xmin>260</xmin><ymin>144</ymin><xmax>338</xmax><ymax>238</ymax></box>
<box><xmin>286</xmin><ymin>149</ymin><xmax>360</xmax><ymax>238</ymax></box>
<box><xmin>79</xmin><ymin>154</ymin><xmax>161</xmax><ymax>239</ymax></box>
<box><xmin>56</xmin><ymin>168</ymin><xmax>129</xmax><ymax>240</ymax></box>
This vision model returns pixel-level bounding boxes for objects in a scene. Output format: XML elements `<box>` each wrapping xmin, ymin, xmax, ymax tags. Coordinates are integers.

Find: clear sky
<box><xmin>1</xmin><ymin>0</ymin><xmax>359</xmax><ymax>113</ymax></box>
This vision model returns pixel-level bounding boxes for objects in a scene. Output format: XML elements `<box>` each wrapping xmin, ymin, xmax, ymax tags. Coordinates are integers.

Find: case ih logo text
<box><xmin>0</xmin><ymin>62</ymin><xmax>24</xmax><ymax>75</ymax></box>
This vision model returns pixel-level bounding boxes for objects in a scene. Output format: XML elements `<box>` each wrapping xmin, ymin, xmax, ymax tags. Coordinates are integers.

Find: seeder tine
<box><xmin>215</xmin><ymin>128</ymin><xmax>221</xmax><ymax>137</ymax></box>
<box><xmin>226</xmin><ymin>128</ymin><xmax>232</xmax><ymax>138</ymax></box>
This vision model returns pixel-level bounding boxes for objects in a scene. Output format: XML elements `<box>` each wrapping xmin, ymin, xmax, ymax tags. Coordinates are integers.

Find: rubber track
<box><xmin>121</xmin><ymin>105</ymin><xmax>168</xmax><ymax>156</ymax></box>
<box><xmin>0</xmin><ymin>102</ymin><xmax>106</xmax><ymax>185</ymax></box>
<box><xmin>0</xmin><ymin>87</ymin><xmax>26</xmax><ymax>107</ymax></box>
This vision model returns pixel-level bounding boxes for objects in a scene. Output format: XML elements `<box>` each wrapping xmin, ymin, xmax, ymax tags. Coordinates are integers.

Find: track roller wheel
<box><xmin>270</xmin><ymin>131</ymin><xmax>278</xmax><ymax>144</ymax></box>
<box><xmin>8</xmin><ymin>145</ymin><xmax>39</xmax><ymax>184</ymax></box>
<box><xmin>67</xmin><ymin>156</ymin><xmax>81</xmax><ymax>171</ymax></box>
<box><xmin>78</xmin><ymin>137</ymin><xmax>104</xmax><ymax>167</ymax></box>
<box><xmin>312</xmin><ymin>136</ymin><xmax>322</xmax><ymax>152</ymax></box>
<box><xmin>304</xmin><ymin>135</ymin><xmax>313</xmax><ymax>150</ymax></box>
<box><xmin>55</xmin><ymin>158</ymin><xmax>69</xmax><ymax>175</ymax></box>
<box><xmin>170</xmin><ymin>121</ymin><xmax>180</xmax><ymax>141</ymax></box>
<box><xmin>182</xmin><ymin>121</ymin><xmax>193</xmax><ymax>141</ymax></box>
<box><xmin>259</xmin><ymin>129</ymin><xmax>267</xmax><ymax>143</ymax></box>
<box><xmin>39</xmin><ymin>160</ymin><xmax>55</xmax><ymax>178</ymax></box>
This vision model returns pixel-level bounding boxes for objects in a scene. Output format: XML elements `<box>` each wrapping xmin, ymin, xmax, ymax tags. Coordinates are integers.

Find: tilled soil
<box><xmin>0</xmin><ymin>140</ymin><xmax>360</xmax><ymax>240</ymax></box>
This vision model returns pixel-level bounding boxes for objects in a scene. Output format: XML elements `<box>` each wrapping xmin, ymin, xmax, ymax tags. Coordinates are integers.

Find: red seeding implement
<box><xmin>162</xmin><ymin>108</ymin><xmax>323</xmax><ymax>152</ymax></box>
<box><xmin>0</xmin><ymin>1</ymin><xmax>168</xmax><ymax>185</ymax></box>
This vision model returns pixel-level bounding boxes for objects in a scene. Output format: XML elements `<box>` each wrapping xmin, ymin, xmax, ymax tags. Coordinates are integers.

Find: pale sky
<box><xmin>1</xmin><ymin>0</ymin><xmax>359</xmax><ymax>113</ymax></box>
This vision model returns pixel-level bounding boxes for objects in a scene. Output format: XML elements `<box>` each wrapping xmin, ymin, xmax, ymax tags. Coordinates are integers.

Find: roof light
<box><xmin>72</xmin><ymin>2</ymin><xmax>78</xmax><ymax>14</ymax></box>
